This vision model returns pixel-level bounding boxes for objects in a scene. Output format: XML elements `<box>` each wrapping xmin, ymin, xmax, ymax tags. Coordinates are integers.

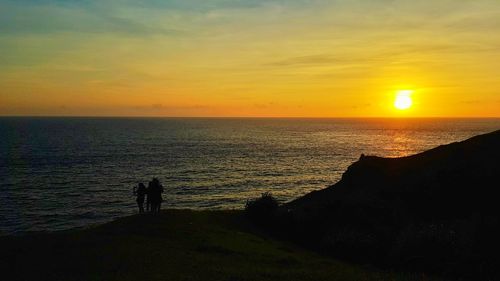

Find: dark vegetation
<box><xmin>245</xmin><ymin>192</ymin><xmax>279</xmax><ymax>225</ymax></box>
<box><xmin>249</xmin><ymin>129</ymin><xmax>500</xmax><ymax>280</ymax></box>
<box><xmin>0</xmin><ymin>210</ymin><xmax>435</xmax><ymax>281</ymax></box>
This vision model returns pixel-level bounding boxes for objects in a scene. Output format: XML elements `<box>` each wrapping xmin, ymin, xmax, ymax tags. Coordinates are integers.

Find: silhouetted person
<box><xmin>146</xmin><ymin>181</ymin><xmax>152</xmax><ymax>212</ymax></box>
<box><xmin>148</xmin><ymin>178</ymin><xmax>164</xmax><ymax>213</ymax></box>
<box><xmin>133</xmin><ymin>182</ymin><xmax>147</xmax><ymax>213</ymax></box>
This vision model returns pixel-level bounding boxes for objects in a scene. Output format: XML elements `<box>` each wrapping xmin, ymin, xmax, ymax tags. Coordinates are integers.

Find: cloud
<box><xmin>133</xmin><ymin>104</ymin><xmax>211</xmax><ymax>111</ymax></box>
<box><xmin>265</xmin><ymin>39</ymin><xmax>499</xmax><ymax>70</ymax></box>
<box><xmin>266</xmin><ymin>54</ymin><xmax>347</xmax><ymax>67</ymax></box>
<box><xmin>0</xmin><ymin>2</ymin><xmax>181</xmax><ymax>36</ymax></box>
<box><xmin>253</xmin><ymin>102</ymin><xmax>277</xmax><ymax>109</ymax></box>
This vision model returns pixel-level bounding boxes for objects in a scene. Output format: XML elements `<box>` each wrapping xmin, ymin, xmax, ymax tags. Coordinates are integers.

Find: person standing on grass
<box><xmin>148</xmin><ymin>178</ymin><xmax>164</xmax><ymax>213</ymax></box>
<box><xmin>133</xmin><ymin>182</ymin><xmax>147</xmax><ymax>213</ymax></box>
<box><xmin>146</xmin><ymin>181</ymin><xmax>152</xmax><ymax>212</ymax></box>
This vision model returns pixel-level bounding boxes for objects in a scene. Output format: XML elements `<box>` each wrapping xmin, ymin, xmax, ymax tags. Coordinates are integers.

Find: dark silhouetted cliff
<box><xmin>277</xmin><ymin>130</ymin><xmax>500</xmax><ymax>279</ymax></box>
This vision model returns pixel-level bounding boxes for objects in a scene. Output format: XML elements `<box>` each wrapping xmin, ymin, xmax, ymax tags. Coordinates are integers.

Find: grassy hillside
<box><xmin>0</xmin><ymin>210</ymin><xmax>436</xmax><ymax>281</ymax></box>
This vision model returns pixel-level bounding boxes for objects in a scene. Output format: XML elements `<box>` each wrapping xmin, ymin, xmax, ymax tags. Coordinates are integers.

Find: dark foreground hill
<box><xmin>276</xmin><ymin>130</ymin><xmax>500</xmax><ymax>279</ymax></box>
<box><xmin>0</xmin><ymin>210</ymin><xmax>435</xmax><ymax>281</ymax></box>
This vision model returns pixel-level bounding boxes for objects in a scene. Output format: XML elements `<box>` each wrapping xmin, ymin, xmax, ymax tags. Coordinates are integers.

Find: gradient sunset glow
<box><xmin>1</xmin><ymin>0</ymin><xmax>500</xmax><ymax>117</ymax></box>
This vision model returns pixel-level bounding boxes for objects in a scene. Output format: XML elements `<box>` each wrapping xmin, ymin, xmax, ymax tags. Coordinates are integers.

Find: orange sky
<box><xmin>1</xmin><ymin>0</ymin><xmax>500</xmax><ymax>117</ymax></box>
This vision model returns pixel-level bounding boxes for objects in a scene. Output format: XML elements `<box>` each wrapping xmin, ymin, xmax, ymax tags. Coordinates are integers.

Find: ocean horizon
<box><xmin>1</xmin><ymin>117</ymin><xmax>499</xmax><ymax>235</ymax></box>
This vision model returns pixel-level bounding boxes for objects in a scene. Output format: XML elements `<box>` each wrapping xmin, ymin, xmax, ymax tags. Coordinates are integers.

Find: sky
<box><xmin>1</xmin><ymin>0</ymin><xmax>500</xmax><ymax>117</ymax></box>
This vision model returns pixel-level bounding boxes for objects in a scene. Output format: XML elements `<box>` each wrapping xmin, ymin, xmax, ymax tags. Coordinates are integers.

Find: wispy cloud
<box><xmin>0</xmin><ymin>1</ymin><xmax>182</xmax><ymax>36</ymax></box>
<box><xmin>266</xmin><ymin>54</ymin><xmax>349</xmax><ymax>67</ymax></box>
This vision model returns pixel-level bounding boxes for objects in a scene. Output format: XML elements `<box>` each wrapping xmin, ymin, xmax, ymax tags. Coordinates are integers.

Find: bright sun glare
<box><xmin>394</xmin><ymin>90</ymin><xmax>413</xmax><ymax>110</ymax></box>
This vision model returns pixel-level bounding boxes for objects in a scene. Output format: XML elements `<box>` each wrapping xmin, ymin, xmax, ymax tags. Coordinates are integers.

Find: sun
<box><xmin>394</xmin><ymin>90</ymin><xmax>413</xmax><ymax>110</ymax></box>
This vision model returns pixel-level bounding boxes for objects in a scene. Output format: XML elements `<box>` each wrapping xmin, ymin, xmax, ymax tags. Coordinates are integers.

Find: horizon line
<box><xmin>1</xmin><ymin>115</ymin><xmax>499</xmax><ymax>119</ymax></box>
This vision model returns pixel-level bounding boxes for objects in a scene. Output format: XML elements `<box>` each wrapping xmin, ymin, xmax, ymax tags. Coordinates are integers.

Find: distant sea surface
<box><xmin>1</xmin><ymin>117</ymin><xmax>499</xmax><ymax>234</ymax></box>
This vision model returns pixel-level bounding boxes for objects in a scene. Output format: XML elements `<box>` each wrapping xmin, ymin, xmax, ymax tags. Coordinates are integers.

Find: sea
<box><xmin>1</xmin><ymin>117</ymin><xmax>499</xmax><ymax>235</ymax></box>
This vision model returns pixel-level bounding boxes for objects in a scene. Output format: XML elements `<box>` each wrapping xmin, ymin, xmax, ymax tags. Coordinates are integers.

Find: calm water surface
<box><xmin>1</xmin><ymin>118</ymin><xmax>499</xmax><ymax>234</ymax></box>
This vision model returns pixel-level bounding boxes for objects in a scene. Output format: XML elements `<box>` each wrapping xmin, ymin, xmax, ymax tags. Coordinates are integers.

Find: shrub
<box><xmin>245</xmin><ymin>192</ymin><xmax>279</xmax><ymax>224</ymax></box>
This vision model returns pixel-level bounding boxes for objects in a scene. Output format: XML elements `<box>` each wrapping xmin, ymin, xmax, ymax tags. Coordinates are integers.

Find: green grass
<box><xmin>0</xmin><ymin>210</ymin><xmax>439</xmax><ymax>281</ymax></box>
